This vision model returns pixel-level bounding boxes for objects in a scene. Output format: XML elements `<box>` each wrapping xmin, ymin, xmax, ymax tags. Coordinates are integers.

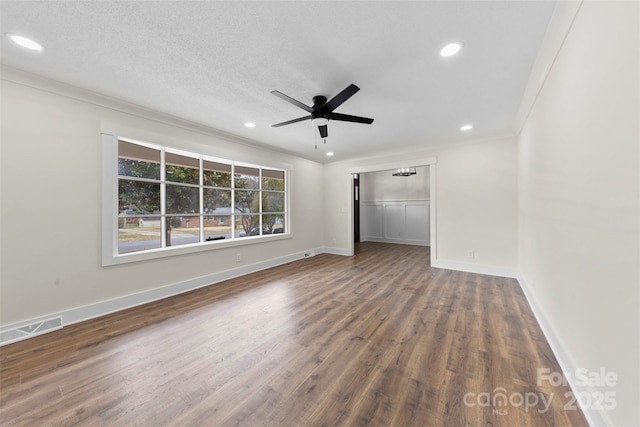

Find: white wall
<box><xmin>0</xmin><ymin>73</ymin><xmax>324</xmax><ymax>328</ymax></box>
<box><xmin>360</xmin><ymin>167</ymin><xmax>430</xmax><ymax>246</ymax></box>
<box><xmin>5</xmin><ymin>4</ymin><xmax>636</xmax><ymax>422</ymax></box>
<box><xmin>323</xmin><ymin>136</ymin><xmax>518</xmax><ymax>276</ymax></box>
<box><xmin>436</xmin><ymin>138</ymin><xmax>518</xmax><ymax>273</ymax></box>
<box><xmin>518</xmin><ymin>1</ymin><xmax>639</xmax><ymax>425</ymax></box>
<box><xmin>360</xmin><ymin>166</ymin><xmax>429</xmax><ymax>201</ymax></box>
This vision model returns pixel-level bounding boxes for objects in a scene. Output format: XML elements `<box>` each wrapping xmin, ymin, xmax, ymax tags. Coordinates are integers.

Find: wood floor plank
<box><xmin>0</xmin><ymin>242</ymin><xmax>588</xmax><ymax>426</ymax></box>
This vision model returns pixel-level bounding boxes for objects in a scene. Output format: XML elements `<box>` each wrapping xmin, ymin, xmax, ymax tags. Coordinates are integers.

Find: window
<box><xmin>113</xmin><ymin>138</ymin><xmax>288</xmax><ymax>257</ymax></box>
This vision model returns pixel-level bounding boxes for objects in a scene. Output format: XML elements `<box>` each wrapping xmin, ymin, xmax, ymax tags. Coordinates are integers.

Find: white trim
<box><xmin>360</xmin><ymin>199</ymin><xmax>429</xmax><ymax>204</ymax></box>
<box><xmin>322</xmin><ymin>246</ymin><xmax>352</xmax><ymax>256</ymax></box>
<box><xmin>0</xmin><ymin>248</ymin><xmax>326</xmax><ymax>346</ymax></box>
<box><xmin>362</xmin><ymin>237</ymin><xmax>428</xmax><ymax>247</ymax></box>
<box><xmin>517</xmin><ymin>274</ymin><xmax>608</xmax><ymax>427</ymax></box>
<box><xmin>105</xmin><ymin>233</ymin><xmax>292</xmax><ymax>266</ymax></box>
<box><xmin>431</xmin><ymin>259</ymin><xmax>517</xmax><ymax>279</ymax></box>
<box><xmin>429</xmin><ymin>163</ymin><xmax>437</xmax><ymax>265</ymax></box>
<box><xmin>1</xmin><ymin>65</ymin><xmax>307</xmax><ymax>165</ymax></box>
<box><xmin>346</xmin><ymin>172</ymin><xmax>355</xmax><ymax>256</ymax></box>
<box><xmin>346</xmin><ymin>157</ymin><xmax>438</xmax><ymax>264</ymax></box>
<box><xmin>348</xmin><ymin>157</ymin><xmax>438</xmax><ymax>175</ymax></box>
<box><xmin>514</xmin><ymin>0</ymin><xmax>583</xmax><ymax>133</ymax></box>
<box><xmin>101</xmin><ymin>133</ymin><xmax>119</xmax><ymax>264</ymax></box>
<box><xmin>360</xmin><ymin>200</ymin><xmax>430</xmax><ymax>247</ymax></box>
<box><xmin>102</xmin><ymin>134</ymin><xmax>291</xmax><ymax>266</ymax></box>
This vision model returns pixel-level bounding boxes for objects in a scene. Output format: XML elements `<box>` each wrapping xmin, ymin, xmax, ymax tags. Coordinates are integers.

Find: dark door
<box><xmin>353</xmin><ymin>174</ymin><xmax>360</xmax><ymax>242</ymax></box>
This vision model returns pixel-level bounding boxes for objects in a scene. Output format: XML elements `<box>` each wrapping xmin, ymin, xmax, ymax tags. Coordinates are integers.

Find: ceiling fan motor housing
<box><xmin>312</xmin><ymin>95</ymin><xmax>328</xmax><ymax>110</ymax></box>
<box><xmin>311</xmin><ymin>98</ymin><xmax>330</xmax><ymax>127</ymax></box>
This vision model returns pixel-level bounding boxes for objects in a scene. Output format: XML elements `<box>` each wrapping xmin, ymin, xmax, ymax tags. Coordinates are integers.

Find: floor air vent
<box><xmin>0</xmin><ymin>316</ymin><xmax>63</xmax><ymax>347</ymax></box>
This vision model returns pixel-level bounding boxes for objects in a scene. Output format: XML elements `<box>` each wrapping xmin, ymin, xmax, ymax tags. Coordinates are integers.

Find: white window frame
<box><xmin>101</xmin><ymin>134</ymin><xmax>290</xmax><ymax>266</ymax></box>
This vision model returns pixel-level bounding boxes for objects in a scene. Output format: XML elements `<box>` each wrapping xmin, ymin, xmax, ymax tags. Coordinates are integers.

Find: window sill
<box><xmin>102</xmin><ymin>233</ymin><xmax>291</xmax><ymax>266</ymax></box>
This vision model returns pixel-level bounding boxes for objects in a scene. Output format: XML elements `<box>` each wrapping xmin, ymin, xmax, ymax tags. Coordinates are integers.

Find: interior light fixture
<box><xmin>244</xmin><ymin>122</ymin><xmax>256</xmax><ymax>128</ymax></box>
<box><xmin>311</xmin><ymin>117</ymin><xmax>329</xmax><ymax>127</ymax></box>
<box><xmin>440</xmin><ymin>42</ymin><xmax>462</xmax><ymax>57</ymax></box>
<box><xmin>460</xmin><ymin>124</ymin><xmax>473</xmax><ymax>131</ymax></box>
<box><xmin>7</xmin><ymin>33</ymin><xmax>43</xmax><ymax>51</ymax></box>
<box><xmin>392</xmin><ymin>167</ymin><xmax>416</xmax><ymax>177</ymax></box>
<box><xmin>326</xmin><ymin>152</ymin><xmax>334</xmax><ymax>156</ymax></box>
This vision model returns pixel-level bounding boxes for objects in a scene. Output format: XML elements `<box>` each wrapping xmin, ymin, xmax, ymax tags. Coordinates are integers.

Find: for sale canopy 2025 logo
<box><xmin>463</xmin><ymin>367</ymin><xmax>617</xmax><ymax>416</ymax></box>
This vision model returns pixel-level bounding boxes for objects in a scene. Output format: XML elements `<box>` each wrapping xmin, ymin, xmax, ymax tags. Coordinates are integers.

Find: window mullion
<box><xmin>113</xmin><ymin>138</ymin><xmax>287</xmax><ymax>262</ymax></box>
<box><xmin>199</xmin><ymin>156</ymin><xmax>204</xmax><ymax>244</ymax></box>
<box><xmin>285</xmin><ymin>170</ymin><xmax>289</xmax><ymax>235</ymax></box>
<box><xmin>160</xmin><ymin>148</ymin><xmax>167</xmax><ymax>248</ymax></box>
<box><xmin>231</xmin><ymin>163</ymin><xmax>235</xmax><ymax>239</ymax></box>
<box><xmin>259</xmin><ymin>168</ymin><xmax>263</xmax><ymax>234</ymax></box>
<box><xmin>116</xmin><ymin>175</ymin><xmax>161</xmax><ymax>184</ymax></box>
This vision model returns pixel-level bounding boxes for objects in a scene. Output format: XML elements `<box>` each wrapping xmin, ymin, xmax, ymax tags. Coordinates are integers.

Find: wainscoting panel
<box><xmin>406</xmin><ymin>204</ymin><xmax>429</xmax><ymax>244</ymax></box>
<box><xmin>362</xmin><ymin>204</ymin><xmax>384</xmax><ymax>239</ymax></box>
<box><xmin>361</xmin><ymin>200</ymin><xmax>429</xmax><ymax>246</ymax></box>
<box><xmin>384</xmin><ymin>204</ymin><xmax>404</xmax><ymax>240</ymax></box>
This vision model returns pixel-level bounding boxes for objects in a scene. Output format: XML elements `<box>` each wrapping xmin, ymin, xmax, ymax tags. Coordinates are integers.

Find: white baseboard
<box><xmin>0</xmin><ymin>248</ymin><xmax>323</xmax><ymax>346</ymax></box>
<box><xmin>361</xmin><ymin>237</ymin><xmax>429</xmax><ymax>246</ymax></box>
<box><xmin>517</xmin><ymin>274</ymin><xmax>608</xmax><ymax>427</ymax></box>
<box><xmin>321</xmin><ymin>246</ymin><xmax>352</xmax><ymax>256</ymax></box>
<box><xmin>432</xmin><ymin>259</ymin><xmax>517</xmax><ymax>278</ymax></box>
<box><xmin>1</xmin><ymin>248</ymin><xmax>609</xmax><ymax>426</ymax></box>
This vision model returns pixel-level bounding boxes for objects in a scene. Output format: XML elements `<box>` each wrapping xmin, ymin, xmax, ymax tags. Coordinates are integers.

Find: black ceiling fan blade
<box><xmin>321</xmin><ymin>84</ymin><xmax>360</xmax><ymax>113</ymax></box>
<box><xmin>318</xmin><ymin>125</ymin><xmax>328</xmax><ymax>138</ymax></box>
<box><xmin>328</xmin><ymin>112</ymin><xmax>374</xmax><ymax>124</ymax></box>
<box><xmin>270</xmin><ymin>90</ymin><xmax>313</xmax><ymax>113</ymax></box>
<box><xmin>272</xmin><ymin>116</ymin><xmax>310</xmax><ymax>127</ymax></box>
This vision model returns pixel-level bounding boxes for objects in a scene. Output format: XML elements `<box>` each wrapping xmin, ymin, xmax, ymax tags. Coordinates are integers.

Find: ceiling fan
<box><xmin>271</xmin><ymin>83</ymin><xmax>374</xmax><ymax>142</ymax></box>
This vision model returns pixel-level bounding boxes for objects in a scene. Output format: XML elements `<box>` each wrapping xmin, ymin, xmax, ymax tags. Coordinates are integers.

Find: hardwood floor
<box><xmin>0</xmin><ymin>242</ymin><xmax>588</xmax><ymax>426</ymax></box>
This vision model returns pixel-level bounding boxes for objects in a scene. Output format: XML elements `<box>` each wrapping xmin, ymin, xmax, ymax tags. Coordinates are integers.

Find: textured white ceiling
<box><xmin>0</xmin><ymin>1</ymin><xmax>556</xmax><ymax>163</ymax></box>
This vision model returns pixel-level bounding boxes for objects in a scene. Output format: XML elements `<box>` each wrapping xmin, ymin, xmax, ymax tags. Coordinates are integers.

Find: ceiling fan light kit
<box><xmin>310</xmin><ymin>117</ymin><xmax>328</xmax><ymax>127</ymax></box>
<box><xmin>271</xmin><ymin>83</ymin><xmax>374</xmax><ymax>147</ymax></box>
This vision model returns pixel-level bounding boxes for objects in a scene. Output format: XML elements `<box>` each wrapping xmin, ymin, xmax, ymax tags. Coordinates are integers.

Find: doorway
<box><xmin>353</xmin><ymin>174</ymin><xmax>360</xmax><ymax>243</ymax></box>
<box><xmin>347</xmin><ymin>157</ymin><xmax>437</xmax><ymax>265</ymax></box>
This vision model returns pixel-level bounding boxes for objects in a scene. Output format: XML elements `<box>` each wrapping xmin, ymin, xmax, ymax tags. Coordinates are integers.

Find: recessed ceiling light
<box><xmin>326</xmin><ymin>152</ymin><xmax>334</xmax><ymax>156</ymax></box>
<box><xmin>440</xmin><ymin>42</ymin><xmax>462</xmax><ymax>57</ymax></box>
<box><xmin>7</xmin><ymin>33</ymin><xmax>43</xmax><ymax>51</ymax></box>
<box><xmin>244</xmin><ymin>122</ymin><xmax>256</xmax><ymax>128</ymax></box>
<box><xmin>460</xmin><ymin>124</ymin><xmax>473</xmax><ymax>131</ymax></box>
